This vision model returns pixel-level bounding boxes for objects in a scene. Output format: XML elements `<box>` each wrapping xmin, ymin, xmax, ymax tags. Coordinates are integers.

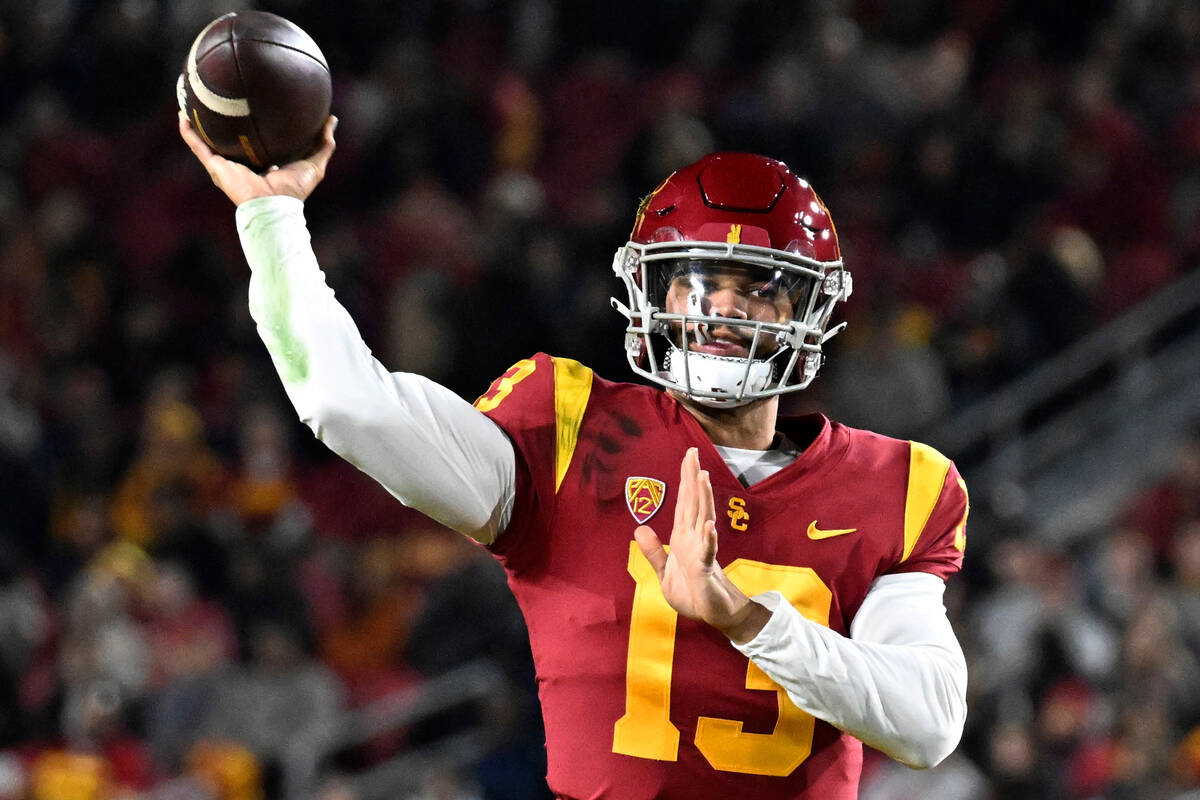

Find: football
<box><xmin>177</xmin><ymin>11</ymin><xmax>331</xmax><ymax>169</ymax></box>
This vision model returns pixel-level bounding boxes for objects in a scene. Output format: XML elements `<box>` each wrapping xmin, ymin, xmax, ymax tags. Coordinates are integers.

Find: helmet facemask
<box><xmin>612</xmin><ymin>234</ymin><xmax>852</xmax><ymax>407</ymax></box>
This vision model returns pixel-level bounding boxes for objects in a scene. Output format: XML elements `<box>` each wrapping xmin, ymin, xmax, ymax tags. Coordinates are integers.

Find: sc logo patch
<box><xmin>727</xmin><ymin>497</ymin><xmax>749</xmax><ymax>531</ymax></box>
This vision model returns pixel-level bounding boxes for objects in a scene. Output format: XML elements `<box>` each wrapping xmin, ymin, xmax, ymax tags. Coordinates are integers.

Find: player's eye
<box><xmin>749</xmin><ymin>280</ymin><xmax>782</xmax><ymax>300</ymax></box>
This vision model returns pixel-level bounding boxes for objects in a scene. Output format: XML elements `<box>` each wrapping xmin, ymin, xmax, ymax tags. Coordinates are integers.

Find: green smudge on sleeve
<box><xmin>256</xmin><ymin>254</ymin><xmax>309</xmax><ymax>385</ymax></box>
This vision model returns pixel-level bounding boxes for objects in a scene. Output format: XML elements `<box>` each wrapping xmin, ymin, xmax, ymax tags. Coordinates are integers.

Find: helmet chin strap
<box><xmin>664</xmin><ymin>346</ymin><xmax>775</xmax><ymax>408</ymax></box>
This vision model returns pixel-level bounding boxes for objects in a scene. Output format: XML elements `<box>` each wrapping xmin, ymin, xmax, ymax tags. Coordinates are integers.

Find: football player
<box><xmin>181</xmin><ymin>112</ymin><xmax>969</xmax><ymax>799</ymax></box>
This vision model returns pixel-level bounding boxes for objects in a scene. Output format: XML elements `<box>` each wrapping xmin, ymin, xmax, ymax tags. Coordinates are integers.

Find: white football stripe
<box><xmin>186</xmin><ymin>17</ymin><xmax>250</xmax><ymax>118</ymax></box>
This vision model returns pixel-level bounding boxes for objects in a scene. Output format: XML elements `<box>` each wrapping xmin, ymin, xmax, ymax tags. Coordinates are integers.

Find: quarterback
<box><xmin>181</xmin><ymin>113</ymin><xmax>968</xmax><ymax>799</ymax></box>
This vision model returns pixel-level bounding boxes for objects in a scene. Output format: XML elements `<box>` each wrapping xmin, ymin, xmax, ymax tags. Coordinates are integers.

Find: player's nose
<box><xmin>707</xmin><ymin>286</ymin><xmax>749</xmax><ymax>320</ymax></box>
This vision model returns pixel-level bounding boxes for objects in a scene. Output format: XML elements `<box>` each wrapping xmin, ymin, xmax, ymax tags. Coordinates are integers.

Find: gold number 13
<box><xmin>612</xmin><ymin>541</ymin><xmax>833</xmax><ymax>776</ymax></box>
<box><xmin>473</xmin><ymin>359</ymin><xmax>537</xmax><ymax>412</ymax></box>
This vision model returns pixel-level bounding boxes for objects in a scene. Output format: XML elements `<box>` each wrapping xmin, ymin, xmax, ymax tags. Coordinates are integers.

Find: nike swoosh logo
<box><xmin>807</xmin><ymin>521</ymin><xmax>858</xmax><ymax>540</ymax></box>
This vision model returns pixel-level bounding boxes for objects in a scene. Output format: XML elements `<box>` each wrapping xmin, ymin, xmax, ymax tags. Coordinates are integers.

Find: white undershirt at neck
<box><xmin>713</xmin><ymin>435</ymin><xmax>802</xmax><ymax>487</ymax></box>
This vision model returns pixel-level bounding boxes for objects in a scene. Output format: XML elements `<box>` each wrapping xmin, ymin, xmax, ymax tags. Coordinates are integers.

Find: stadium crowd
<box><xmin>1</xmin><ymin>0</ymin><xmax>1200</xmax><ymax>797</ymax></box>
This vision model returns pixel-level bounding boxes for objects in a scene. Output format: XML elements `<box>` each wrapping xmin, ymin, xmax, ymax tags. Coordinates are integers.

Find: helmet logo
<box><xmin>625</xmin><ymin>476</ymin><xmax>666</xmax><ymax>524</ymax></box>
<box><xmin>726</xmin><ymin>224</ymin><xmax>742</xmax><ymax>244</ymax></box>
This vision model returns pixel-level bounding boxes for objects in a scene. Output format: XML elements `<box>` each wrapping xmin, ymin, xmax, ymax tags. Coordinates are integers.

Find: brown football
<box><xmin>177</xmin><ymin>11</ymin><xmax>331</xmax><ymax>169</ymax></box>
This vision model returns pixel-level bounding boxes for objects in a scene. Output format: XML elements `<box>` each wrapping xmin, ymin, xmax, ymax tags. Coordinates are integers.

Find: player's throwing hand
<box><xmin>178</xmin><ymin>111</ymin><xmax>337</xmax><ymax>205</ymax></box>
<box><xmin>634</xmin><ymin>448</ymin><xmax>772</xmax><ymax>644</ymax></box>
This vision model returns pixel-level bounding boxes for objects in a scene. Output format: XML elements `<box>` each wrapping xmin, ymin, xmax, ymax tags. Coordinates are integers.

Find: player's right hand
<box><xmin>634</xmin><ymin>448</ymin><xmax>770</xmax><ymax>644</ymax></box>
<box><xmin>178</xmin><ymin>111</ymin><xmax>336</xmax><ymax>205</ymax></box>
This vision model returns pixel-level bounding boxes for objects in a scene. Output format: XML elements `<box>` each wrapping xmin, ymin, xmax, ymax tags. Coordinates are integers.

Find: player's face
<box><xmin>662</xmin><ymin>262</ymin><xmax>804</xmax><ymax>358</ymax></box>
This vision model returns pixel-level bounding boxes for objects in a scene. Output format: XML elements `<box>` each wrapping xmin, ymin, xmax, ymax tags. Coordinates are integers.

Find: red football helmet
<box><xmin>611</xmin><ymin>152</ymin><xmax>852</xmax><ymax>406</ymax></box>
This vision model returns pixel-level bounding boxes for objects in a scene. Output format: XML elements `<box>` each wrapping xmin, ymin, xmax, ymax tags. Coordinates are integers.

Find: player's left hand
<box><xmin>635</xmin><ymin>448</ymin><xmax>772</xmax><ymax>644</ymax></box>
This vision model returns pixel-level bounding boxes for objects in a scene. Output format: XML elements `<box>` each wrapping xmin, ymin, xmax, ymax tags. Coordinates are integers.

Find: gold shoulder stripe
<box><xmin>902</xmin><ymin>441</ymin><xmax>953</xmax><ymax>562</ymax></box>
<box><xmin>553</xmin><ymin>357</ymin><xmax>594</xmax><ymax>493</ymax></box>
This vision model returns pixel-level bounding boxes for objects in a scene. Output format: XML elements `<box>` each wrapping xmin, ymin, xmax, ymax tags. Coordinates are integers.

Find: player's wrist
<box><xmin>718</xmin><ymin>599</ymin><xmax>772</xmax><ymax>645</ymax></box>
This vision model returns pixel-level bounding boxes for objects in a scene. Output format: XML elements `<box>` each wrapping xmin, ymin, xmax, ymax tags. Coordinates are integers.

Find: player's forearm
<box><xmin>236</xmin><ymin>195</ymin><xmax>515</xmax><ymax>542</ymax></box>
<box><xmin>733</xmin><ymin>573</ymin><xmax>967</xmax><ymax>769</ymax></box>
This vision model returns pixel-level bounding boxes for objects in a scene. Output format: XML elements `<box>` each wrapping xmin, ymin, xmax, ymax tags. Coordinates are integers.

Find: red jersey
<box><xmin>476</xmin><ymin>353</ymin><xmax>967</xmax><ymax>800</ymax></box>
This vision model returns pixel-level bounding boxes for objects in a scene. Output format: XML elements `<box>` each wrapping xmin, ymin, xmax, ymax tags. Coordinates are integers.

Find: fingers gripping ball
<box><xmin>178</xmin><ymin>11</ymin><xmax>332</xmax><ymax>169</ymax></box>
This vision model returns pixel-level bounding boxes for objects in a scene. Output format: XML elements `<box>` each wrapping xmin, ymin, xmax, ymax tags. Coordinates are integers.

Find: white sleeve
<box><xmin>732</xmin><ymin>571</ymin><xmax>967</xmax><ymax>769</ymax></box>
<box><xmin>237</xmin><ymin>195</ymin><xmax>516</xmax><ymax>543</ymax></box>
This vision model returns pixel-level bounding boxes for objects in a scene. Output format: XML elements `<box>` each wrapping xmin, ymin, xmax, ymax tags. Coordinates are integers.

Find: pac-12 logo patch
<box><xmin>625</xmin><ymin>477</ymin><xmax>666</xmax><ymax>524</ymax></box>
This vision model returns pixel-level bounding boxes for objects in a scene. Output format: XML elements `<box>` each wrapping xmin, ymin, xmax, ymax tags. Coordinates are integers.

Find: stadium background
<box><xmin>1</xmin><ymin>0</ymin><xmax>1200</xmax><ymax>797</ymax></box>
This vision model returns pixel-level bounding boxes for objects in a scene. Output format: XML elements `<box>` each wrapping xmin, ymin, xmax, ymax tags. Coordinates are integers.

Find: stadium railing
<box><xmin>927</xmin><ymin>266</ymin><xmax>1200</xmax><ymax>543</ymax></box>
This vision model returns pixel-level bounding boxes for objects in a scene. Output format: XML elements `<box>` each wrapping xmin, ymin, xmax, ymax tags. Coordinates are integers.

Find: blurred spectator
<box><xmin>0</xmin><ymin>350</ymin><xmax>41</xmax><ymax>463</ymax></box>
<box><xmin>403</xmin><ymin>530</ymin><xmax>550</xmax><ymax>800</ymax></box>
<box><xmin>225</xmin><ymin>405</ymin><xmax>304</xmax><ymax>533</ymax></box>
<box><xmin>58</xmin><ymin>558</ymin><xmax>151</xmax><ymax>711</ymax></box>
<box><xmin>0</xmin><ymin>551</ymin><xmax>48</xmax><ymax>747</ymax></box>
<box><xmin>969</xmin><ymin>536</ymin><xmax>1117</xmax><ymax>697</ymax></box>
<box><xmin>44</xmin><ymin>491</ymin><xmax>113</xmax><ymax>600</ymax></box>
<box><xmin>1176</xmin><ymin>724</ymin><xmax>1200</xmax><ymax>792</ymax></box>
<box><xmin>1089</xmin><ymin>527</ymin><xmax>1159</xmax><ymax>626</ymax></box>
<box><xmin>986</xmin><ymin>719</ymin><xmax>1046</xmax><ymax>798</ymax></box>
<box><xmin>403</xmin><ymin>770</ymin><xmax>484</xmax><ymax>800</ymax></box>
<box><xmin>1171</xmin><ymin>522</ymin><xmax>1200</xmax><ymax>658</ymax></box>
<box><xmin>201</xmin><ymin>619</ymin><xmax>343</xmax><ymax>783</ymax></box>
<box><xmin>0</xmin><ymin>751</ymin><xmax>26</xmax><ymax>800</ymax></box>
<box><xmin>822</xmin><ymin>302</ymin><xmax>952</xmax><ymax>438</ymax></box>
<box><xmin>142</xmin><ymin>560</ymin><xmax>238</xmax><ymax>772</ymax></box>
<box><xmin>42</xmin><ymin>364</ymin><xmax>122</xmax><ymax>503</ymax></box>
<box><xmin>859</xmin><ymin>750</ymin><xmax>987</xmax><ymax>800</ymax></box>
<box><xmin>25</xmin><ymin>674</ymin><xmax>154</xmax><ymax>799</ymax></box>
<box><xmin>144</xmin><ymin>562</ymin><xmax>236</xmax><ymax>690</ymax></box>
<box><xmin>185</xmin><ymin>740</ymin><xmax>263</xmax><ymax>800</ymax></box>
<box><xmin>1123</xmin><ymin>429</ymin><xmax>1200</xmax><ymax>560</ymax></box>
<box><xmin>109</xmin><ymin>400</ymin><xmax>228</xmax><ymax>548</ymax></box>
<box><xmin>1118</xmin><ymin>597</ymin><xmax>1200</xmax><ymax>735</ymax></box>
<box><xmin>320</xmin><ymin>536</ymin><xmax>421</xmax><ymax>700</ymax></box>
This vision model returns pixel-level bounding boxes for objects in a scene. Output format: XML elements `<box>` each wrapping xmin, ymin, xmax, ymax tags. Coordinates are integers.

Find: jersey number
<box><xmin>473</xmin><ymin>359</ymin><xmax>537</xmax><ymax>412</ymax></box>
<box><xmin>612</xmin><ymin>541</ymin><xmax>833</xmax><ymax>776</ymax></box>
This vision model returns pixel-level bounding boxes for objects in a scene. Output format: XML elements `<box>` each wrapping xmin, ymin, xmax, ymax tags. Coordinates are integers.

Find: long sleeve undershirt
<box><xmin>236</xmin><ymin>194</ymin><xmax>967</xmax><ymax>769</ymax></box>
